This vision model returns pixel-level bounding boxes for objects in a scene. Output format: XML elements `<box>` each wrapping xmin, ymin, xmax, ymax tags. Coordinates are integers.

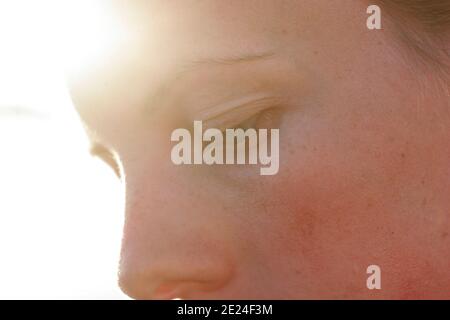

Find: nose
<box><xmin>118</xmin><ymin>172</ymin><xmax>236</xmax><ymax>300</ymax></box>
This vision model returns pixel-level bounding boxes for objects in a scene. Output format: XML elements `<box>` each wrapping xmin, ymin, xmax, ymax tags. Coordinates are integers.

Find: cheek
<box><xmin>247</xmin><ymin>106</ymin><xmax>418</xmax><ymax>296</ymax></box>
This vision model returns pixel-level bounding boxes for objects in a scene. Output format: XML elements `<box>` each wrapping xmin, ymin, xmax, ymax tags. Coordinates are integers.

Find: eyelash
<box><xmin>199</xmin><ymin>107</ymin><xmax>281</xmax><ymax>151</ymax></box>
<box><xmin>210</xmin><ymin>106</ymin><xmax>281</xmax><ymax>133</ymax></box>
<box><xmin>236</xmin><ymin>107</ymin><xmax>279</xmax><ymax>130</ymax></box>
<box><xmin>196</xmin><ymin>95</ymin><xmax>283</xmax><ymax>131</ymax></box>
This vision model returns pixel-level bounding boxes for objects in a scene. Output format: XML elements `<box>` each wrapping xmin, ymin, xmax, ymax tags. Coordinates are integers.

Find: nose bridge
<box><xmin>118</xmin><ymin>169</ymin><xmax>236</xmax><ymax>299</ymax></box>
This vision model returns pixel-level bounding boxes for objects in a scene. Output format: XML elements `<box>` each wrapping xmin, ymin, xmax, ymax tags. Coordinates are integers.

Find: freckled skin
<box><xmin>68</xmin><ymin>0</ymin><xmax>450</xmax><ymax>299</ymax></box>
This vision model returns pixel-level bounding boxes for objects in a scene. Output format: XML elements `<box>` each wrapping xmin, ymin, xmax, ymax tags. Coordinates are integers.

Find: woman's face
<box><xmin>68</xmin><ymin>0</ymin><xmax>450</xmax><ymax>299</ymax></box>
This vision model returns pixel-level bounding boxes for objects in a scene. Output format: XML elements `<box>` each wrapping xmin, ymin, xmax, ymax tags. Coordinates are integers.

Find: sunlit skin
<box><xmin>67</xmin><ymin>0</ymin><xmax>450</xmax><ymax>299</ymax></box>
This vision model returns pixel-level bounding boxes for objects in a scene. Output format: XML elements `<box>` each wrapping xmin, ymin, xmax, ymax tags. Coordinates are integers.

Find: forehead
<box><xmin>110</xmin><ymin>0</ymin><xmax>320</xmax><ymax>63</ymax></box>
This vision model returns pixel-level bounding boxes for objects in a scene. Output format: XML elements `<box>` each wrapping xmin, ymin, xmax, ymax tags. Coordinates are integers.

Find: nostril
<box><xmin>152</xmin><ymin>281</ymin><xmax>201</xmax><ymax>300</ymax></box>
<box><xmin>119</xmin><ymin>260</ymin><xmax>236</xmax><ymax>300</ymax></box>
<box><xmin>119</xmin><ymin>276</ymin><xmax>228</xmax><ymax>300</ymax></box>
<box><xmin>152</xmin><ymin>282</ymin><xmax>182</xmax><ymax>300</ymax></box>
<box><xmin>118</xmin><ymin>263</ymin><xmax>235</xmax><ymax>300</ymax></box>
<box><xmin>152</xmin><ymin>278</ymin><xmax>231</xmax><ymax>300</ymax></box>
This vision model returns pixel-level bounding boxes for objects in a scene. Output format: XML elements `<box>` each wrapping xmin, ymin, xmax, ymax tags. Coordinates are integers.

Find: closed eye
<box><xmin>232</xmin><ymin>106</ymin><xmax>281</xmax><ymax>131</ymax></box>
<box><xmin>200</xmin><ymin>95</ymin><xmax>283</xmax><ymax>132</ymax></box>
<box><xmin>201</xmin><ymin>105</ymin><xmax>282</xmax><ymax>151</ymax></box>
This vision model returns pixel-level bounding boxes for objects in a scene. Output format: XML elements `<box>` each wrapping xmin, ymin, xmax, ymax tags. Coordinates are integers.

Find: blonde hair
<box><xmin>381</xmin><ymin>0</ymin><xmax>450</xmax><ymax>33</ymax></box>
<box><xmin>379</xmin><ymin>0</ymin><xmax>450</xmax><ymax>75</ymax></box>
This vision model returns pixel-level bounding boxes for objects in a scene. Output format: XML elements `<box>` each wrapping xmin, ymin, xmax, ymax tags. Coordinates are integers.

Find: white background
<box><xmin>0</xmin><ymin>0</ymin><xmax>128</xmax><ymax>299</ymax></box>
